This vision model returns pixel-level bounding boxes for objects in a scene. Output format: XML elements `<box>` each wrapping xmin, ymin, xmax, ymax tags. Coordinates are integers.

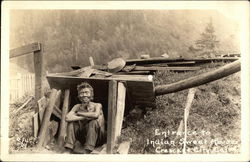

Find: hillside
<box><xmin>9</xmin><ymin>62</ymin><xmax>241</xmax><ymax>154</ymax></box>
<box><xmin>9</xmin><ymin>10</ymin><xmax>240</xmax><ymax>73</ymax></box>
<box><xmin>121</xmin><ymin>63</ymin><xmax>240</xmax><ymax>154</ymax></box>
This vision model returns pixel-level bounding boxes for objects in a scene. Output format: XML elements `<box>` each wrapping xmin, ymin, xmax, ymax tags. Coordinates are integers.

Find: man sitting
<box><xmin>64</xmin><ymin>82</ymin><xmax>105</xmax><ymax>154</ymax></box>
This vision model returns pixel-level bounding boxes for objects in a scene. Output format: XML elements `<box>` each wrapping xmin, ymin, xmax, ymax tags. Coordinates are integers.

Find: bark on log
<box><xmin>155</xmin><ymin>60</ymin><xmax>241</xmax><ymax>96</ymax></box>
<box><xmin>37</xmin><ymin>89</ymin><xmax>61</xmax><ymax>147</ymax></box>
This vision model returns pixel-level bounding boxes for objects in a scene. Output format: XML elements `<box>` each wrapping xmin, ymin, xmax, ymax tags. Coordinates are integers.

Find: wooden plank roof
<box><xmin>46</xmin><ymin>74</ymin><xmax>155</xmax><ymax>108</ymax></box>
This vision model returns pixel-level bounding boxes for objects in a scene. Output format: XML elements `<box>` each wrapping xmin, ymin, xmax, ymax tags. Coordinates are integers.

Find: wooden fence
<box><xmin>10</xmin><ymin>73</ymin><xmax>35</xmax><ymax>103</ymax></box>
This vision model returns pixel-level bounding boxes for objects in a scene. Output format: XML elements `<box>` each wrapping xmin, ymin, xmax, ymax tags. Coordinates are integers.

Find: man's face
<box><xmin>78</xmin><ymin>88</ymin><xmax>92</xmax><ymax>103</ymax></box>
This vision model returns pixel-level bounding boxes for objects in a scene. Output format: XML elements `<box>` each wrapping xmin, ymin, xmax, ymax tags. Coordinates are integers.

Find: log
<box><xmin>107</xmin><ymin>80</ymin><xmax>117</xmax><ymax>154</ymax></box>
<box><xmin>37</xmin><ymin>89</ymin><xmax>60</xmax><ymax>147</ymax></box>
<box><xmin>155</xmin><ymin>60</ymin><xmax>241</xmax><ymax>96</ymax></box>
<box><xmin>58</xmin><ymin>89</ymin><xmax>70</xmax><ymax>146</ymax></box>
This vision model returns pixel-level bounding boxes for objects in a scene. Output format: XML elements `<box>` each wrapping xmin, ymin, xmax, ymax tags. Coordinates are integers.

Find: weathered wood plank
<box><xmin>58</xmin><ymin>89</ymin><xmax>70</xmax><ymax>147</ymax></box>
<box><xmin>114</xmin><ymin>82</ymin><xmax>126</xmax><ymax>141</ymax></box>
<box><xmin>107</xmin><ymin>80</ymin><xmax>117</xmax><ymax>154</ymax></box>
<box><xmin>37</xmin><ymin>89</ymin><xmax>60</xmax><ymax>147</ymax></box>
<box><xmin>155</xmin><ymin>60</ymin><xmax>241</xmax><ymax>95</ymax></box>
<box><xmin>37</xmin><ymin>96</ymin><xmax>47</xmax><ymax>124</ymax></box>
<box><xmin>33</xmin><ymin>113</ymin><xmax>39</xmax><ymax>138</ymax></box>
<box><xmin>89</xmin><ymin>56</ymin><xmax>95</xmax><ymax>66</ymax></box>
<box><xmin>9</xmin><ymin>42</ymin><xmax>41</xmax><ymax>58</ymax></box>
<box><xmin>34</xmin><ymin>44</ymin><xmax>44</xmax><ymax>107</ymax></box>
<box><xmin>183</xmin><ymin>88</ymin><xmax>196</xmax><ymax>154</ymax></box>
<box><xmin>117</xmin><ymin>140</ymin><xmax>131</xmax><ymax>154</ymax></box>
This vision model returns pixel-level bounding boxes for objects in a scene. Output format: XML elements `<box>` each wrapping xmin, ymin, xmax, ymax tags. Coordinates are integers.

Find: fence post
<box><xmin>34</xmin><ymin>43</ymin><xmax>44</xmax><ymax>112</ymax></box>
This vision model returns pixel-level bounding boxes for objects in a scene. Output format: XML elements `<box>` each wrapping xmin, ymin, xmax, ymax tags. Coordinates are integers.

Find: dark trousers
<box><xmin>65</xmin><ymin>119</ymin><xmax>104</xmax><ymax>151</ymax></box>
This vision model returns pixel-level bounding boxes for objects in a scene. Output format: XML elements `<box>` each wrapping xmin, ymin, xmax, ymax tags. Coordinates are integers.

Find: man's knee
<box><xmin>88</xmin><ymin>119</ymin><xmax>99</xmax><ymax>128</ymax></box>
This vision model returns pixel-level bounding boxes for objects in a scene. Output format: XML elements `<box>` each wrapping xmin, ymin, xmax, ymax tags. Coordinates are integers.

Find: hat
<box><xmin>107</xmin><ymin>58</ymin><xmax>126</xmax><ymax>73</ymax></box>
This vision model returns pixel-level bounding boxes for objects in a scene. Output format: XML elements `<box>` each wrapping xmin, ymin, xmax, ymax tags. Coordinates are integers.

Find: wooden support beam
<box><xmin>37</xmin><ymin>89</ymin><xmax>60</xmax><ymax>147</ymax></box>
<box><xmin>34</xmin><ymin>43</ymin><xmax>44</xmax><ymax>108</ymax></box>
<box><xmin>58</xmin><ymin>89</ymin><xmax>70</xmax><ymax>146</ymax></box>
<box><xmin>114</xmin><ymin>82</ymin><xmax>126</xmax><ymax>141</ymax></box>
<box><xmin>107</xmin><ymin>80</ymin><xmax>117</xmax><ymax>154</ymax></box>
<box><xmin>155</xmin><ymin>60</ymin><xmax>241</xmax><ymax>96</ymax></box>
<box><xmin>9</xmin><ymin>42</ymin><xmax>41</xmax><ymax>58</ymax></box>
<box><xmin>38</xmin><ymin>96</ymin><xmax>47</xmax><ymax>124</ymax></box>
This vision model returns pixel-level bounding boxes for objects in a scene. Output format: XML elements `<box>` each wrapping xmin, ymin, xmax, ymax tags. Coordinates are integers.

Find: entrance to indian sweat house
<box><xmin>67</xmin><ymin>80</ymin><xmax>130</xmax><ymax>145</ymax></box>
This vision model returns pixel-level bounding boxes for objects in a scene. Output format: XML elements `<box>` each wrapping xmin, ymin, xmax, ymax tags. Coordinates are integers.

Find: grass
<box><xmin>121</xmin><ymin>62</ymin><xmax>241</xmax><ymax>154</ymax></box>
<box><xmin>9</xmin><ymin>94</ymin><xmax>38</xmax><ymax>152</ymax></box>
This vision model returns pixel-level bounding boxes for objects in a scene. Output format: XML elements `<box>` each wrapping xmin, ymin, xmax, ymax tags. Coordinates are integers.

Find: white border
<box><xmin>1</xmin><ymin>1</ymin><xmax>249</xmax><ymax>161</ymax></box>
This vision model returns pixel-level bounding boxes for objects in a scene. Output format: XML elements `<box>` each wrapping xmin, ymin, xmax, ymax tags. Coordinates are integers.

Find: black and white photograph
<box><xmin>1</xmin><ymin>1</ymin><xmax>249</xmax><ymax>161</ymax></box>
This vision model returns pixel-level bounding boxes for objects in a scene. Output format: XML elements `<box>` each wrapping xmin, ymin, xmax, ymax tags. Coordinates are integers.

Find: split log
<box><xmin>126</xmin><ymin>57</ymin><xmax>239</xmax><ymax>65</ymax></box>
<box><xmin>107</xmin><ymin>80</ymin><xmax>117</xmax><ymax>154</ymax></box>
<box><xmin>37</xmin><ymin>89</ymin><xmax>61</xmax><ymax>147</ymax></box>
<box><xmin>117</xmin><ymin>71</ymin><xmax>151</xmax><ymax>75</ymax></box>
<box><xmin>132</xmin><ymin>66</ymin><xmax>200</xmax><ymax>71</ymax></box>
<box><xmin>58</xmin><ymin>89</ymin><xmax>70</xmax><ymax>146</ymax></box>
<box><xmin>155</xmin><ymin>60</ymin><xmax>240</xmax><ymax>96</ymax></box>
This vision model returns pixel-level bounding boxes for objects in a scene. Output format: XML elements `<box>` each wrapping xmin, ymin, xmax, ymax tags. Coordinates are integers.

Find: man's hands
<box><xmin>65</xmin><ymin>112</ymin><xmax>86</xmax><ymax>122</ymax></box>
<box><xmin>65</xmin><ymin>103</ymin><xmax>102</xmax><ymax>122</ymax></box>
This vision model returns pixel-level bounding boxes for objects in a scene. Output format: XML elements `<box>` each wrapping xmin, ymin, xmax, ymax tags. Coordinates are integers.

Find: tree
<box><xmin>190</xmin><ymin>19</ymin><xmax>220</xmax><ymax>57</ymax></box>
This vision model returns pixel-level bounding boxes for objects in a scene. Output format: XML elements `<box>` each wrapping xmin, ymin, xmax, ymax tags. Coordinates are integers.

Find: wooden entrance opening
<box><xmin>46</xmin><ymin>74</ymin><xmax>155</xmax><ymax>153</ymax></box>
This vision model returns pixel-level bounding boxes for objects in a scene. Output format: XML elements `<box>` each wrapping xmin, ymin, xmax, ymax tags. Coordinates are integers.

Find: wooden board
<box><xmin>132</xmin><ymin>66</ymin><xmax>200</xmax><ymax>71</ymax></box>
<box><xmin>107</xmin><ymin>80</ymin><xmax>117</xmax><ymax>154</ymax></box>
<box><xmin>114</xmin><ymin>82</ymin><xmax>126</xmax><ymax>141</ymax></box>
<box><xmin>126</xmin><ymin>81</ymin><xmax>155</xmax><ymax>108</ymax></box>
<box><xmin>9</xmin><ymin>42</ymin><xmax>41</xmax><ymax>58</ymax></box>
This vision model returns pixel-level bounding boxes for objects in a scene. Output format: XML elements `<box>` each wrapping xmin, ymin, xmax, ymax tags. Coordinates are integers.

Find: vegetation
<box><xmin>121</xmin><ymin>64</ymin><xmax>240</xmax><ymax>154</ymax></box>
<box><xmin>10</xmin><ymin>10</ymin><xmax>240</xmax><ymax>73</ymax></box>
<box><xmin>189</xmin><ymin>19</ymin><xmax>220</xmax><ymax>57</ymax></box>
